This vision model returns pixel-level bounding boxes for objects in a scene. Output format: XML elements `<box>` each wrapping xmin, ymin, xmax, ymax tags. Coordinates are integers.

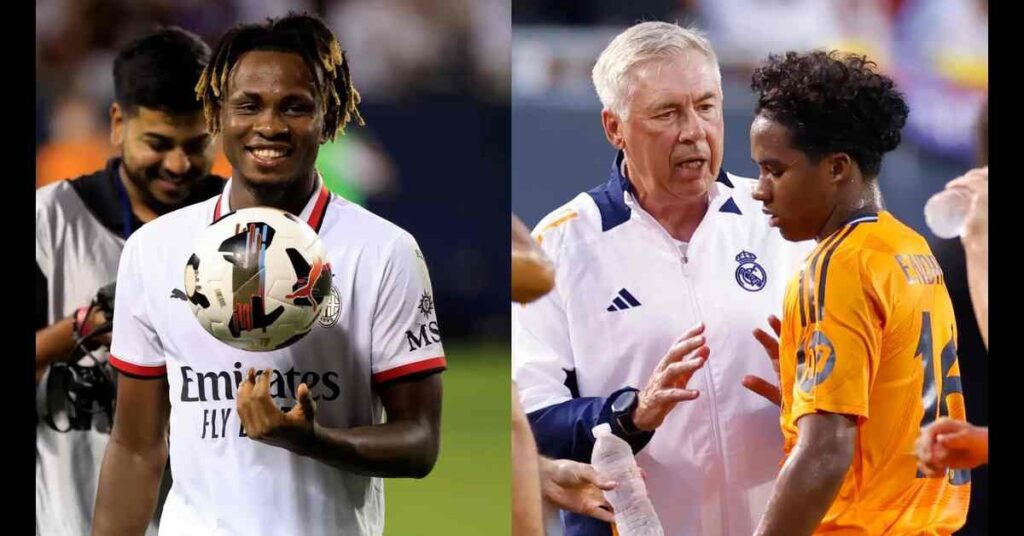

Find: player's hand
<box><xmin>945</xmin><ymin>167</ymin><xmax>987</xmax><ymax>246</ymax></box>
<box><xmin>75</xmin><ymin>281</ymin><xmax>117</xmax><ymax>349</ymax></box>
<box><xmin>74</xmin><ymin>304</ymin><xmax>112</xmax><ymax>349</ymax></box>
<box><xmin>915</xmin><ymin>417</ymin><xmax>988</xmax><ymax>477</ymax></box>
<box><xmin>86</xmin><ymin>307</ymin><xmax>113</xmax><ymax>348</ymax></box>
<box><xmin>742</xmin><ymin>315</ymin><xmax>782</xmax><ymax>407</ymax></box>
<box><xmin>237</xmin><ymin>368</ymin><xmax>317</xmax><ymax>453</ymax></box>
<box><xmin>633</xmin><ymin>323</ymin><xmax>709</xmax><ymax>431</ymax></box>
<box><xmin>539</xmin><ymin>458</ymin><xmax>617</xmax><ymax>523</ymax></box>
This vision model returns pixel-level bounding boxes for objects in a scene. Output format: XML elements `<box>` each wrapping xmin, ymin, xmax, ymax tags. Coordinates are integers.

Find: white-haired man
<box><xmin>512</xmin><ymin>21</ymin><xmax>813</xmax><ymax>536</ymax></box>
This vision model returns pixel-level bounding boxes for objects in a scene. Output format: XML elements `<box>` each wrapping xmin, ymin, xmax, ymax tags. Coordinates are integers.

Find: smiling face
<box><xmin>112</xmin><ymin>104</ymin><xmax>215</xmax><ymax>208</ymax></box>
<box><xmin>220</xmin><ymin>50</ymin><xmax>325</xmax><ymax>191</ymax></box>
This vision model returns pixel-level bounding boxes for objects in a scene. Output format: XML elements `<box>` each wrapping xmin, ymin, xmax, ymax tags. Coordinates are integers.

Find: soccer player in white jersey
<box><xmin>92</xmin><ymin>15</ymin><xmax>445</xmax><ymax>536</ymax></box>
<box><xmin>512</xmin><ymin>21</ymin><xmax>814</xmax><ymax>536</ymax></box>
<box><xmin>36</xmin><ymin>28</ymin><xmax>222</xmax><ymax>536</ymax></box>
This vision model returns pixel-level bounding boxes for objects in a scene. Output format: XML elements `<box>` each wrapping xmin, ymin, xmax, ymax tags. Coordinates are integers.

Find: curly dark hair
<box><xmin>751</xmin><ymin>50</ymin><xmax>909</xmax><ymax>178</ymax></box>
<box><xmin>196</xmin><ymin>13</ymin><xmax>363</xmax><ymax>142</ymax></box>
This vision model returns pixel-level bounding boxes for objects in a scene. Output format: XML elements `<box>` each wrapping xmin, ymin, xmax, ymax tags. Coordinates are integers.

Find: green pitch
<box><xmin>384</xmin><ymin>340</ymin><xmax>510</xmax><ymax>534</ymax></box>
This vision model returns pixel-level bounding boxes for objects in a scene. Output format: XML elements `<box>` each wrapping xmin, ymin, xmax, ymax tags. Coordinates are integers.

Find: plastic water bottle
<box><xmin>924</xmin><ymin>188</ymin><xmax>972</xmax><ymax>239</ymax></box>
<box><xmin>591</xmin><ymin>424</ymin><xmax>664</xmax><ymax>536</ymax></box>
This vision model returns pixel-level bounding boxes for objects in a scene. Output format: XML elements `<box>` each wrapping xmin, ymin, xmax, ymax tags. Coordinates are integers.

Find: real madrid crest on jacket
<box><xmin>735</xmin><ymin>250</ymin><xmax>767</xmax><ymax>292</ymax></box>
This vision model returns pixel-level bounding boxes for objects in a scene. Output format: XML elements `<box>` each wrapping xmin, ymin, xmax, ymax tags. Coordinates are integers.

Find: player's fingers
<box><xmin>585</xmin><ymin>502</ymin><xmax>616</xmax><ymax>524</ymax></box>
<box><xmin>577</xmin><ymin>464</ymin><xmax>616</xmax><ymax>490</ymax></box>
<box><xmin>651</xmin><ymin>388</ymin><xmax>699</xmax><ymax>405</ymax></box>
<box><xmin>767</xmin><ymin>315</ymin><xmax>782</xmax><ymax>337</ymax></box>
<box><xmin>674</xmin><ymin>322</ymin><xmax>705</xmax><ymax>343</ymax></box>
<box><xmin>657</xmin><ymin>324</ymin><xmax>705</xmax><ymax>366</ymax></box>
<box><xmin>296</xmin><ymin>383</ymin><xmax>317</xmax><ymax>419</ymax></box>
<box><xmin>945</xmin><ymin>168</ymin><xmax>987</xmax><ymax>190</ymax></box>
<box><xmin>752</xmin><ymin>328</ymin><xmax>780</xmax><ymax>365</ymax></box>
<box><xmin>914</xmin><ymin>430</ymin><xmax>933</xmax><ymax>458</ymax></box>
<box><xmin>937</xmin><ymin>429</ymin><xmax>972</xmax><ymax>449</ymax></box>
<box><xmin>741</xmin><ymin>375</ymin><xmax>782</xmax><ymax>406</ymax></box>
<box><xmin>251</xmin><ymin>400</ymin><xmax>279</xmax><ymax>437</ymax></box>
<box><xmin>237</xmin><ymin>397</ymin><xmax>262</xmax><ymax>438</ymax></box>
<box><xmin>659</xmin><ymin>334</ymin><xmax>706</xmax><ymax>370</ymax></box>
<box><xmin>254</xmin><ymin>368</ymin><xmax>272</xmax><ymax>394</ymax></box>
<box><xmin>235</xmin><ymin>393</ymin><xmax>251</xmax><ymax>427</ymax></box>
<box><xmin>927</xmin><ymin>417</ymin><xmax>963</xmax><ymax>436</ymax></box>
<box><xmin>921</xmin><ymin>443</ymin><xmax>947</xmax><ymax>476</ymax></box>
<box><xmin>237</xmin><ymin>369</ymin><xmax>256</xmax><ymax>400</ymax></box>
<box><xmin>662</xmin><ymin>355</ymin><xmax>706</xmax><ymax>385</ymax></box>
<box><xmin>931</xmin><ymin>442</ymin><xmax>951</xmax><ymax>465</ymax></box>
<box><xmin>946</xmin><ymin>171</ymin><xmax>987</xmax><ymax>189</ymax></box>
<box><xmin>916</xmin><ymin>459</ymin><xmax>941</xmax><ymax>478</ymax></box>
<box><xmin>945</xmin><ymin>178</ymin><xmax>972</xmax><ymax>190</ymax></box>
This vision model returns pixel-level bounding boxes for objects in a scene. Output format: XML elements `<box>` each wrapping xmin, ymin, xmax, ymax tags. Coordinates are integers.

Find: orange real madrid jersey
<box><xmin>778</xmin><ymin>211</ymin><xmax>970</xmax><ymax>534</ymax></box>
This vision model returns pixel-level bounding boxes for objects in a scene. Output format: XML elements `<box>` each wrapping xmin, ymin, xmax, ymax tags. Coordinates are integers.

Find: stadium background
<box><xmin>511</xmin><ymin>0</ymin><xmax>988</xmax><ymax>533</ymax></box>
<box><xmin>36</xmin><ymin>0</ymin><xmax>511</xmax><ymax>534</ymax></box>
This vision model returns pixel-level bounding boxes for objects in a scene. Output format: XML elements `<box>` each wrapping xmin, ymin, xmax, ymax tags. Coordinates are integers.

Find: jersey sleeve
<box><xmin>370</xmin><ymin>232</ymin><xmax>446</xmax><ymax>384</ymax></box>
<box><xmin>109</xmin><ymin>235</ymin><xmax>168</xmax><ymax>378</ymax></box>
<box><xmin>790</xmin><ymin>249</ymin><xmax>885</xmax><ymax>424</ymax></box>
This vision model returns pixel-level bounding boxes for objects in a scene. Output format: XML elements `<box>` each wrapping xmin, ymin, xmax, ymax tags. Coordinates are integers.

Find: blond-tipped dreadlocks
<box><xmin>195</xmin><ymin>13</ymin><xmax>363</xmax><ymax>141</ymax></box>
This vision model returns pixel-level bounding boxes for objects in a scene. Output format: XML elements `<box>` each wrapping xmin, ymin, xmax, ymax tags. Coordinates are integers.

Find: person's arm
<box><xmin>239</xmin><ymin>231</ymin><xmax>445</xmax><ymax>477</ymax></box>
<box><xmin>34</xmin><ymin>262</ymin><xmax>110</xmax><ymax>384</ymax></box>
<box><xmin>36</xmin><ymin>312</ymin><xmax>110</xmax><ymax>384</ymax></box>
<box><xmin>526</xmin><ymin>325</ymin><xmax>707</xmax><ymax>461</ymax></box>
<box><xmin>92</xmin><ymin>232</ymin><xmax>169</xmax><ymax>535</ymax></box>
<box><xmin>92</xmin><ymin>376</ymin><xmax>170</xmax><ymax>536</ymax></box>
<box><xmin>237</xmin><ymin>367</ymin><xmax>441</xmax><ymax>477</ymax></box>
<box><xmin>512</xmin><ymin>382</ymin><xmax>545</xmax><ymax>535</ymax></box>
<box><xmin>946</xmin><ymin>167</ymin><xmax>987</xmax><ymax>348</ymax></box>
<box><xmin>317</xmin><ymin>372</ymin><xmax>442</xmax><ymax>476</ymax></box>
<box><xmin>36</xmin><ymin>317</ymin><xmax>77</xmax><ymax>383</ymax></box>
<box><xmin>964</xmin><ymin>241</ymin><xmax>987</xmax><ymax>349</ymax></box>
<box><xmin>754</xmin><ymin>412</ymin><xmax>856</xmax><ymax>536</ymax></box>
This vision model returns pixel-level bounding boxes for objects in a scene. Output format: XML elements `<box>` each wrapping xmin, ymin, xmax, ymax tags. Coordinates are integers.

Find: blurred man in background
<box><xmin>35</xmin><ymin>27</ymin><xmax>222</xmax><ymax>535</ymax></box>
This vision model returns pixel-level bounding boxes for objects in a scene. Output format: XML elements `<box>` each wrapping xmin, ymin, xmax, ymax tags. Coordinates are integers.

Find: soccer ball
<box><xmin>184</xmin><ymin>207</ymin><xmax>332</xmax><ymax>352</ymax></box>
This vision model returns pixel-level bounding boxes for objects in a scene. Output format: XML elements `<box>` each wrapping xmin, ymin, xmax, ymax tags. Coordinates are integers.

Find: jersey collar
<box><xmin>587</xmin><ymin>151</ymin><xmax>737</xmax><ymax>232</ymax></box>
<box><xmin>212</xmin><ymin>173</ymin><xmax>331</xmax><ymax>233</ymax></box>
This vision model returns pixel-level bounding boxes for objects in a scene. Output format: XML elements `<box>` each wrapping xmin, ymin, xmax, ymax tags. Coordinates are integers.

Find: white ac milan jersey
<box><xmin>110</xmin><ymin>176</ymin><xmax>446</xmax><ymax>536</ymax></box>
